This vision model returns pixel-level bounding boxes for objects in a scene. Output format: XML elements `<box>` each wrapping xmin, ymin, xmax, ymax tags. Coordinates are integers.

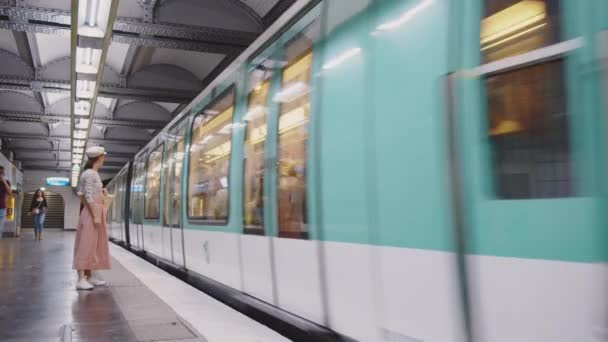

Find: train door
<box><xmin>143</xmin><ymin>145</ymin><xmax>164</xmax><ymax>258</ymax></box>
<box><xmin>450</xmin><ymin>1</ymin><xmax>607</xmax><ymax>341</ymax></box>
<box><xmin>268</xmin><ymin>14</ymin><xmax>326</xmax><ymax>324</ymax></box>
<box><xmin>130</xmin><ymin>158</ymin><xmax>145</xmax><ymax>249</ymax></box>
<box><xmin>162</xmin><ymin>120</ymin><xmax>187</xmax><ymax>267</ymax></box>
<box><xmin>239</xmin><ymin>59</ymin><xmax>277</xmax><ymax>304</ymax></box>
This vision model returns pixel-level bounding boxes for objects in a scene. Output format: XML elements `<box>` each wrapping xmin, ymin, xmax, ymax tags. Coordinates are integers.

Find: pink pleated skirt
<box><xmin>73</xmin><ymin>197</ymin><xmax>111</xmax><ymax>270</ymax></box>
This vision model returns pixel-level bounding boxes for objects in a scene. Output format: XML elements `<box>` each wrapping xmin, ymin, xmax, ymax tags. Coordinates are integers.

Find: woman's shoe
<box><xmin>76</xmin><ymin>278</ymin><xmax>94</xmax><ymax>290</ymax></box>
<box><xmin>34</xmin><ymin>233</ymin><xmax>38</xmax><ymax>240</ymax></box>
<box><xmin>88</xmin><ymin>273</ymin><xmax>106</xmax><ymax>286</ymax></box>
<box><xmin>38</xmin><ymin>234</ymin><xmax>42</xmax><ymax>240</ymax></box>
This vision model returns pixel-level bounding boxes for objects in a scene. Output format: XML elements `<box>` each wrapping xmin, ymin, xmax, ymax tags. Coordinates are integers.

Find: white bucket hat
<box><xmin>85</xmin><ymin>146</ymin><xmax>106</xmax><ymax>158</ymax></box>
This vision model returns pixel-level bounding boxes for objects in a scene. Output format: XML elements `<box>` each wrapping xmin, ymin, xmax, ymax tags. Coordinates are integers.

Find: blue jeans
<box><xmin>33</xmin><ymin>213</ymin><xmax>45</xmax><ymax>234</ymax></box>
<box><xmin>0</xmin><ymin>208</ymin><xmax>5</xmax><ymax>239</ymax></box>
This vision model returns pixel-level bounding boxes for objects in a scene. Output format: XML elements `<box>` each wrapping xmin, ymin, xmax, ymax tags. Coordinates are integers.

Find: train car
<box><xmin>106</xmin><ymin>0</ymin><xmax>608</xmax><ymax>341</ymax></box>
<box><xmin>0</xmin><ymin>151</ymin><xmax>23</xmax><ymax>237</ymax></box>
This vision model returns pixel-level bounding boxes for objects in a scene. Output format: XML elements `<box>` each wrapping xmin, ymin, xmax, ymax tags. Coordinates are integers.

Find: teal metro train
<box><xmin>105</xmin><ymin>0</ymin><xmax>608</xmax><ymax>340</ymax></box>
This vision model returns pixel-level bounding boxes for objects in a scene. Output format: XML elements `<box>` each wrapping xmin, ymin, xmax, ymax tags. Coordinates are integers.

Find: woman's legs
<box><xmin>37</xmin><ymin>213</ymin><xmax>45</xmax><ymax>239</ymax></box>
<box><xmin>33</xmin><ymin>214</ymin><xmax>40</xmax><ymax>239</ymax></box>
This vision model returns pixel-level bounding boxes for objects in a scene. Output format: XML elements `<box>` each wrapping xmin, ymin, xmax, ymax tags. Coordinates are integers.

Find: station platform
<box><xmin>0</xmin><ymin>231</ymin><xmax>290</xmax><ymax>342</ymax></box>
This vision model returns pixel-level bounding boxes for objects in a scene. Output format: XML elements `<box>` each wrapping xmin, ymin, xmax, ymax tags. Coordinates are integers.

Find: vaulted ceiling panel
<box><xmin>0</xmin><ymin>29</ymin><xmax>19</xmax><ymax>55</ymax></box>
<box><xmin>157</xmin><ymin>0</ymin><xmax>261</xmax><ymax>32</ymax></box>
<box><xmin>33</xmin><ymin>33</ymin><xmax>70</xmax><ymax>66</ymax></box>
<box><xmin>0</xmin><ymin>122</ymin><xmax>47</xmax><ymax>135</ymax></box>
<box><xmin>150</xmin><ymin>48</ymin><xmax>224</xmax><ymax>80</ymax></box>
<box><xmin>115</xmin><ymin>101</ymin><xmax>171</xmax><ymax>121</ymax></box>
<box><xmin>0</xmin><ymin>91</ymin><xmax>42</xmax><ymax>112</ymax></box>
<box><xmin>127</xmin><ymin>64</ymin><xmax>201</xmax><ymax>91</ymax></box>
<box><xmin>117</xmin><ymin>0</ymin><xmax>145</xmax><ymax>19</ymax></box>
<box><xmin>106</xmin><ymin>42</ymin><xmax>130</xmax><ymax>72</ymax></box>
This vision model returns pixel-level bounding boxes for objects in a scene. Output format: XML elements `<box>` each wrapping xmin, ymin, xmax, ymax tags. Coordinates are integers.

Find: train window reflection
<box><xmin>481</xmin><ymin>0</ymin><xmax>561</xmax><ymax>63</ymax></box>
<box><xmin>276</xmin><ymin>22</ymin><xmax>317</xmax><ymax>239</ymax></box>
<box><xmin>172</xmin><ymin>140</ymin><xmax>184</xmax><ymax>226</ymax></box>
<box><xmin>481</xmin><ymin>0</ymin><xmax>571</xmax><ymax>198</ymax></box>
<box><xmin>188</xmin><ymin>89</ymin><xmax>234</xmax><ymax>224</ymax></box>
<box><xmin>145</xmin><ymin>146</ymin><xmax>163</xmax><ymax>219</ymax></box>
<box><xmin>243</xmin><ymin>78</ymin><xmax>270</xmax><ymax>234</ymax></box>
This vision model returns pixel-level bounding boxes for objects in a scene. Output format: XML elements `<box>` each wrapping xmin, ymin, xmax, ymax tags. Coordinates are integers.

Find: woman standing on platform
<box><xmin>73</xmin><ymin>146</ymin><xmax>111</xmax><ymax>290</ymax></box>
<box><xmin>30</xmin><ymin>189</ymin><xmax>48</xmax><ymax>240</ymax></box>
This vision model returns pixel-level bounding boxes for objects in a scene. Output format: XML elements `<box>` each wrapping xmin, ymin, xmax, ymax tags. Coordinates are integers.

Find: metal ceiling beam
<box><xmin>0</xmin><ymin>76</ymin><xmax>198</xmax><ymax>103</ymax></box>
<box><xmin>0</xmin><ymin>5</ymin><xmax>257</xmax><ymax>53</ymax></box>
<box><xmin>12</xmin><ymin>147</ymin><xmax>133</xmax><ymax>158</ymax></box>
<box><xmin>19</xmin><ymin>158</ymin><xmax>126</xmax><ymax>166</ymax></box>
<box><xmin>263</xmin><ymin>0</ymin><xmax>297</xmax><ymax>28</ymax></box>
<box><xmin>0</xmin><ymin>133</ymin><xmax>147</xmax><ymax>146</ymax></box>
<box><xmin>0</xmin><ymin>110</ymin><xmax>167</xmax><ymax>129</ymax></box>
<box><xmin>20</xmin><ymin>165</ymin><xmax>124</xmax><ymax>172</ymax></box>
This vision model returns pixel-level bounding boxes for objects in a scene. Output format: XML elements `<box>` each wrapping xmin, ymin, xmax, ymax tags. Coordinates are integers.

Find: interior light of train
<box><xmin>376</xmin><ymin>0</ymin><xmax>432</xmax><ymax>31</ymax></box>
<box><xmin>273</xmin><ymin>81</ymin><xmax>309</xmax><ymax>103</ymax></box>
<box><xmin>78</xmin><ymin>0</ymin><xmax>111</xmax><ymax>38</ymax></box>
<box><xmin>278</xmin><ymin>107</ymin><xmax>307</xmax><ymax>134</ymax></box>
<box><xmin>480</xmin><ymin>0</ymin><xmax>546</xmax><ymax>46</ymax></box>
<box><xmin>243</xmin><ymin>106</ymin><xmax>266</xmax><ymax>121</ymax></box>
<box><xmin>219</xmin><ymin>124</ymin><xmax>233</xmax><ymax>135</ymax></box>
<box><xmin>204</xmin><ymin>109</ymin><xmax>220</xmax><ymax>115</ymax></box>
<box><xmin>75</xmin><ymin>47</ymin><xmax>102</xmax><ymax>74</ymax></box>
<box><xmin>74</xmin><ymin>100</ymin><xmax>91</xmax><ymax>116</ymax></box>
<box><xmin>481</xmin><ymin>23</ymin><xmax>546</xmax><ymax>51</ymax></box>
<box><xmin>76</xmin><ymin>79</ymin><xmax>96</xmax><ymax>98</ymax></box>
<box><xmin>322</xmin><ymin>47</ymin><xmax>362</xmax><ymax>70</ymax></box>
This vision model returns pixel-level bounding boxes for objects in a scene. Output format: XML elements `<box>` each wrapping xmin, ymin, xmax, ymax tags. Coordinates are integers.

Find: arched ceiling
<box><xmin>0</xmin><ymin>0</ymin><xmax>295</xmax><ymax>175</ymax></box>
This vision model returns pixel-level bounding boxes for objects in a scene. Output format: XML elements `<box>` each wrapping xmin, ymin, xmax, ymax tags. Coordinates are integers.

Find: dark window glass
<box><xmin>482</xmin><ymin>0</ymin><xmax>572</xmax><ymax>198</ymax></box>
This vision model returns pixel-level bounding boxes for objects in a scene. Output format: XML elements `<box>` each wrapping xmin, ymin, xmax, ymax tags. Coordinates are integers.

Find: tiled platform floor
<box><xmin>0</xmin><ymin>230</ymin><xmax>206</xmax><ymax>342</ymax></box>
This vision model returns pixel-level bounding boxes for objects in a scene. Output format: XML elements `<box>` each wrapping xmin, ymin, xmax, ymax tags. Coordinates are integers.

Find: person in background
<box><xmin>0</xmin><ymin>166</ymin><xmax>12</xmax><ymax>240</ymax></box>
<box><xmin>73</xmin><ymin>146</ymin><xmax>111</xmax><ymax>290</ymax></box>
<box><xmin>30</xmin><ymin>189</ymin><xmax>48</xmax><ymax>240</ymax></box>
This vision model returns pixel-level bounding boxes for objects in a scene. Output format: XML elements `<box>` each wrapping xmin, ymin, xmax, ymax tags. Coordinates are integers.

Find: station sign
<box><xmin>46</xmin><ymin>177</ymin><xmax>70</xmax><ymax>186</ymax></box>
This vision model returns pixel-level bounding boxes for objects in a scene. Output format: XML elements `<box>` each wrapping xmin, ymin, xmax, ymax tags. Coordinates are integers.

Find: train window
<box><xmin>188</xmin><ymin>89</ymin><xmax>234</xmax><ymax>224</ymax></box>
<box><xmin>145</xmin><ymin>146</ymin><xmax>163</xmax><ymax>219</ymax></box>
<box><xmin>172</xmin><ymin>139</ymin><xmax>184</xmax><ymax>226</ymax></box>
<box><xmin>481</xmin><ymin>0</ymin><xmax>572</xmax><ymax>198</ymax></box>
<box><xmin>481</xmin><ymin>0</ymin><xmax>561</xmax><ymax>63</ymax></box>
<box><xmin>164</xmin><ymin>134</ymin><xmax>185</xmax><ymax>226</ymax></box>
<box><xmin>243</xmin><ymin>75</ymin><xmax>271</xmax><ymax>234</ymax></box>
<box><xmin>275</xmin><ymin>21</ymin><xmax>318</xmax><ymax>238</ymax></box>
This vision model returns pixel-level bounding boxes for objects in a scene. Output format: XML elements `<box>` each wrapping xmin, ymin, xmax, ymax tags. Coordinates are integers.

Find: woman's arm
<box><xmin>82</xmin><ymin>172</ymin><xmax>102</xmax><ymax>229</ymax></box>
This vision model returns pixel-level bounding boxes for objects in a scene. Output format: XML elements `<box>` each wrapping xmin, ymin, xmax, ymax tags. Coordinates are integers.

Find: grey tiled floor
<box><xmin>0</xmin><ymin>230</ymin><xmax>206</xmax><ymax>342</ymax></box>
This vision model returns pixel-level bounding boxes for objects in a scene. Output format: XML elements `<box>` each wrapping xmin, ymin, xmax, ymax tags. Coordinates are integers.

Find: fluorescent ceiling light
<box><xmin>75</xmin><ymin>100</ymin><xmax>91</xmax><ymax>116</ymax></box>
<box><xmin>76</xmin><ymin>47</ymin><xmax>102</xmax><ymax>74</ymax></box>
<box><xmin>273</xmin><ymin>81</ymin><xmax>309</xmax><ymax>103</ymax></box>
<box><xmin>78</xmin><ymin>0</ymin><xmax>111</xmax><ymax>38</ymax></box>
<box><xmin>75</xmin><ymin>118</ymin><xmax>90</xmax><ymax>130</ymax></box>
<box><xmin>322</xmin><ymin>47</ymin><xmax>362</xmax><ymax>70</ymax></box>
<box><xmin>73</xmin><ymin>147</ymin><xmax>84</xmax><ymax>154</ymax></box>
<box><xmin>76</xmin><ymin>80</ymin><xmax>96</xmax><ymax>99</ymax></box>
<box><xmin>74</xmin><ymin>130</ymin><xmax>87</xmax><ymax>139</ymax></box>
<box><xmin>376</xmin><ymin>0</ymin><xmax>432</xmax><ymax>31</ymax></box>
<box><xmin>204</xmin><ymin>109</ymin><xmax>220</xmax><ymax>115</ymax></box>
<box><xmin>73</xmin><ymin>139</ymin><xmax>86</xmax><ymax>147</ymax></box>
